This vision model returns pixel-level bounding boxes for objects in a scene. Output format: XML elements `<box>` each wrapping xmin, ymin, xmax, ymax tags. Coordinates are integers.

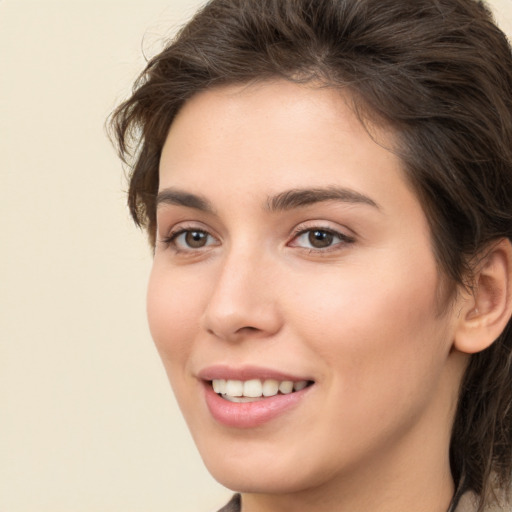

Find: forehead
<box><xmin>160</xmin><ymin>80</ymin><xmax>405</xmax><ymax>196</ymax></box>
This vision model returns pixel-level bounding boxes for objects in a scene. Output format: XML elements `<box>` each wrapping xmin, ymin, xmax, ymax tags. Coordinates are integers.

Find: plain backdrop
<box><xmin>1</xmin><ymin>1</ymin><xmax>512</xmax><ymax>511</ymax></box>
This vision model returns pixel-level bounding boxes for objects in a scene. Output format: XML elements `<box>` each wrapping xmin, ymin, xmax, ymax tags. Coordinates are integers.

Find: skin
<box><xmin>148</xmin><ymin>80</ymin><xmax>471</xmax><ymax>512</ymax></box>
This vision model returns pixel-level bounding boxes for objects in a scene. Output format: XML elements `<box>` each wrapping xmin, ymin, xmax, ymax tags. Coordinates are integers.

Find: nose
<box><xmin>201</xmin><ymin>249</ymin><xmax>283</xmax><ymax>343</ymax></box>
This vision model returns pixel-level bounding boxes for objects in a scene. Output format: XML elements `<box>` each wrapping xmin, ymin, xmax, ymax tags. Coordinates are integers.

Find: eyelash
<box><xmin>160</xmin><ymin>227</ymin><xmax>217</xmax><ymax>253</ymax></box>
<box><xmin>159</xmin><ymin>225</ymin><xmax>355</xmax><ymax>254</ymax></box>
<box><xmin>288</xmin><ymin>225</ymin><xmax>355</xmax><ymax>253</ymax></box>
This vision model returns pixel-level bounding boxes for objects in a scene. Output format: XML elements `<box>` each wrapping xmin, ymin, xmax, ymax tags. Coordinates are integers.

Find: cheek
<box><xmin>278</xmin><ymin>265</ymin><xmax>452</xmax><ymax>469</ymax></box>
<box><xmin>146</xmin><ymin>262</ymin><xmax>205</xmax><ymax>370</ymax></box>
<box><xmin>290</xmin><ymin>258</ymin><xmax>440</xmax><ymax>337</ymax></box>
<box><xmin>288</xmin><ymin>256</ymin><xmax>449</xmax><ymax>398</ymax></box>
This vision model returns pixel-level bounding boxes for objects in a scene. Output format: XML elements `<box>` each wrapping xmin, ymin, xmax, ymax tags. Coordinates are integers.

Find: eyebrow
<box><xmin>156</xmin><ymin>186</ymin><xmax>379</xmax><ymax>214</ymax></box>
<box><xmin>266</xmin><ymin>186</ymin><xmax>379</xmax><ymax>211</ymax></box>
<box><xmin>156</xmin><ymin>188</ymin><xmax>216</xmax><ymax>213</ymax></box>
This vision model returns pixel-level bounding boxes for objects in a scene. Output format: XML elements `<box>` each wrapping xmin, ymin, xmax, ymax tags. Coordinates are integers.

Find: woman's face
<box><xmin>148</xmin><ymin>81</ymin><xmax>465</xmax><ymax>498</ymax></box>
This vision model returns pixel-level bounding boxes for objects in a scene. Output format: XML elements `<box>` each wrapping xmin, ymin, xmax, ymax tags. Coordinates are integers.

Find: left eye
<box><xmin>292</xmin><ymin>229</ymin><xmax>350</xmax><ymax>250</ymax></box>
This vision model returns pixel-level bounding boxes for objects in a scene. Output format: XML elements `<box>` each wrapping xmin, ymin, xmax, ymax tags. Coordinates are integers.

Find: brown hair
<box><xmin>109</xmin><ymin>0</ymin><xmax>512</xmax><ymax>508</ymax></box>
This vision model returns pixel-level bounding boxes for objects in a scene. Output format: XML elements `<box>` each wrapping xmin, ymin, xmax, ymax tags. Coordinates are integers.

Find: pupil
<box><xmin>186</xmin><ymin>231</ymin><xmax>207</xmax><ymax>248</ymax></box>
<box><xmin>309</xmin><ymin>230</ymin><xmax>333</xmax><ymax>248</ymax></box>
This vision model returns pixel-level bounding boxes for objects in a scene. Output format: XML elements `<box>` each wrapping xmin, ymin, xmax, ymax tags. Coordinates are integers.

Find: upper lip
<box><xmin>197</xmin><ymin>364</ymin><xmax>313</xmax><ymax>382</ymax></box>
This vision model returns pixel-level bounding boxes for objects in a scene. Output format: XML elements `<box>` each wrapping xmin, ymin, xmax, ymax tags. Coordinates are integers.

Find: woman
<box><xmin>110</xmin><ymin>0</ymin><xmax>512</xmax><ymax>510</ymax></box>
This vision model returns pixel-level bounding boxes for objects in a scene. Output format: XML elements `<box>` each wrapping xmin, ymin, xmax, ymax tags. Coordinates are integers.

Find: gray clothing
<box><xmin>217</xmin><ymin>492</ymin><xmax>511</xmax><ymax>511</ymax></box>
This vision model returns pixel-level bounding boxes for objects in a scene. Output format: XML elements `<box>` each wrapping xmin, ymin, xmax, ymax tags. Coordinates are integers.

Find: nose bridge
<box><xmin>202</xmin><ymin>243</ymin><xmax>281</xmax><ymax>341</ymax></box>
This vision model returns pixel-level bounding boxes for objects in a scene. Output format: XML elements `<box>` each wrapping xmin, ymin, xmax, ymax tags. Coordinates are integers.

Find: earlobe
<box><xmin>454</xmin><ymin>238</ymin><xmax>512</xmax><ymax>354</ymax></box>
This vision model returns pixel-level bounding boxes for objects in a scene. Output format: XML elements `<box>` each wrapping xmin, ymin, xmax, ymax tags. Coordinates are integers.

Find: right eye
<box><xmin>164</xmin><ymin>229</ymin><xmax>218</xmax><ymax>251</ymax></box>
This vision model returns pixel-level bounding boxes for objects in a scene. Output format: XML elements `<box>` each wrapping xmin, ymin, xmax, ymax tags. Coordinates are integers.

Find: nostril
<box><xmin>207</xmin><ymin>325</ymin><xmax>261</xmax><ymax>339</ymax></box>
<box><xmin>238</xmin><ymin>326</ymin><xmax>259</xmax><ymax>333</ymax></box>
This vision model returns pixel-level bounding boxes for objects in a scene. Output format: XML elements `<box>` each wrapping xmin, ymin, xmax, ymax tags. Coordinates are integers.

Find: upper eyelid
<box><xmin>290</xmin><ymin>219</ymin><xmax>356</xmax><ymax>238</ymax></box>
<box><xmin>160</xmin><ymin>220</ymin><xmax>216</xmax><ymax>236</ymax></box>
<box><xmin>167</xmin><ymin>226</ymin><xmax>218</xmax><ymax>242</ymax></box>
<box><xmin>290</xmin><ymin>228</ymin><xmax>353</xmax><ymax>243</ymax></box>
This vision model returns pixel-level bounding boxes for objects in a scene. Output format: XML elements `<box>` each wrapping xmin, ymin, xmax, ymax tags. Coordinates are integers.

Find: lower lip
<box><xmin>203</xmin><ymin>382</ymin><xmax>312</xmax><ymax>428</ymax></box>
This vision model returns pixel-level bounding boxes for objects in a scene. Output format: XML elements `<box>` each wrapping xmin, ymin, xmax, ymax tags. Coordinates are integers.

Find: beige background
<box><xmin>1</xmin><ymin>1</ymin><xmax>512</xmax><ymax>511</ymax></box>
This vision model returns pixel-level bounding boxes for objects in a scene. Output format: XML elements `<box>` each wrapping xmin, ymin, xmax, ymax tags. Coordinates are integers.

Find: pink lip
<box><xmin>198</xmin><ymin>365</ymin><xmax>314</xmax><ymax>429</ymax></box>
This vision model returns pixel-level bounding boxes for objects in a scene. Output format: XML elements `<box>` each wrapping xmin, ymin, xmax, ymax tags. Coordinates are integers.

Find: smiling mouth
<box><xmin>210</xmin><ymin>378</ymin><xmax>314</xmax><ymax>403</ymax></box>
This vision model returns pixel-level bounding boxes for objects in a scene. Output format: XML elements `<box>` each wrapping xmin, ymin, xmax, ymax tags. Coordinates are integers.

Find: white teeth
<box><xmin>212</xmin><ymin>379</ymin><xmax>226</xmax><ymax>394</ymax></box>
<box><xmin>279</xmin><ymin>381</ymin><xmax>294</xmax><ymax>394</ymax></box>
<box><xmin>212</xmin><ymin>378</ymin><xmax>310</xmax><ymax>399</ymax></box>
<box><xmin>243</xmin><ymin>379</ymin><xmax>263</xmax><ymax>397</ymax></box>
<box><xmin>262</xmin><ymin>379</ymin><xmax>279</xmax><ymax>397</ymax></box>
<box><xmin>225</xmin><ymin>379</ymin><xmax>243</xmax><ymax>397</ymax></box>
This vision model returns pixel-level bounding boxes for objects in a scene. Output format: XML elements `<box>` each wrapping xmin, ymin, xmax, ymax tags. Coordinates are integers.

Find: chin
<box><xmin>208</xmin><ymin>466</ymin><xmax>307</xmax><ymax>495</ymax></box>
<box><xmin>198</xmin><ymin>442</ymin><xmax>325</xmax><ymax>495</ymax></box>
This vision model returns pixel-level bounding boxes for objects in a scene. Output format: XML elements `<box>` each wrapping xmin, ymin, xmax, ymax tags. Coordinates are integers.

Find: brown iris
<box><xmin>308</xmin><ymin>230</ymin><xmax>334</xmax><ymax>248</ymax></box>
<box><xmin>185</xmin><ymin>230</ymin><xmax>209</xmax><ymax>248</ymax></box>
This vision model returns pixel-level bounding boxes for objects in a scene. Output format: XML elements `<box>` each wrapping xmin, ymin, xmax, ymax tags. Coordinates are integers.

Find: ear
<box><xmin>454</xmin><ymin>238</ymin><xmax>512</xmax><ymax>354</ymax></box>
